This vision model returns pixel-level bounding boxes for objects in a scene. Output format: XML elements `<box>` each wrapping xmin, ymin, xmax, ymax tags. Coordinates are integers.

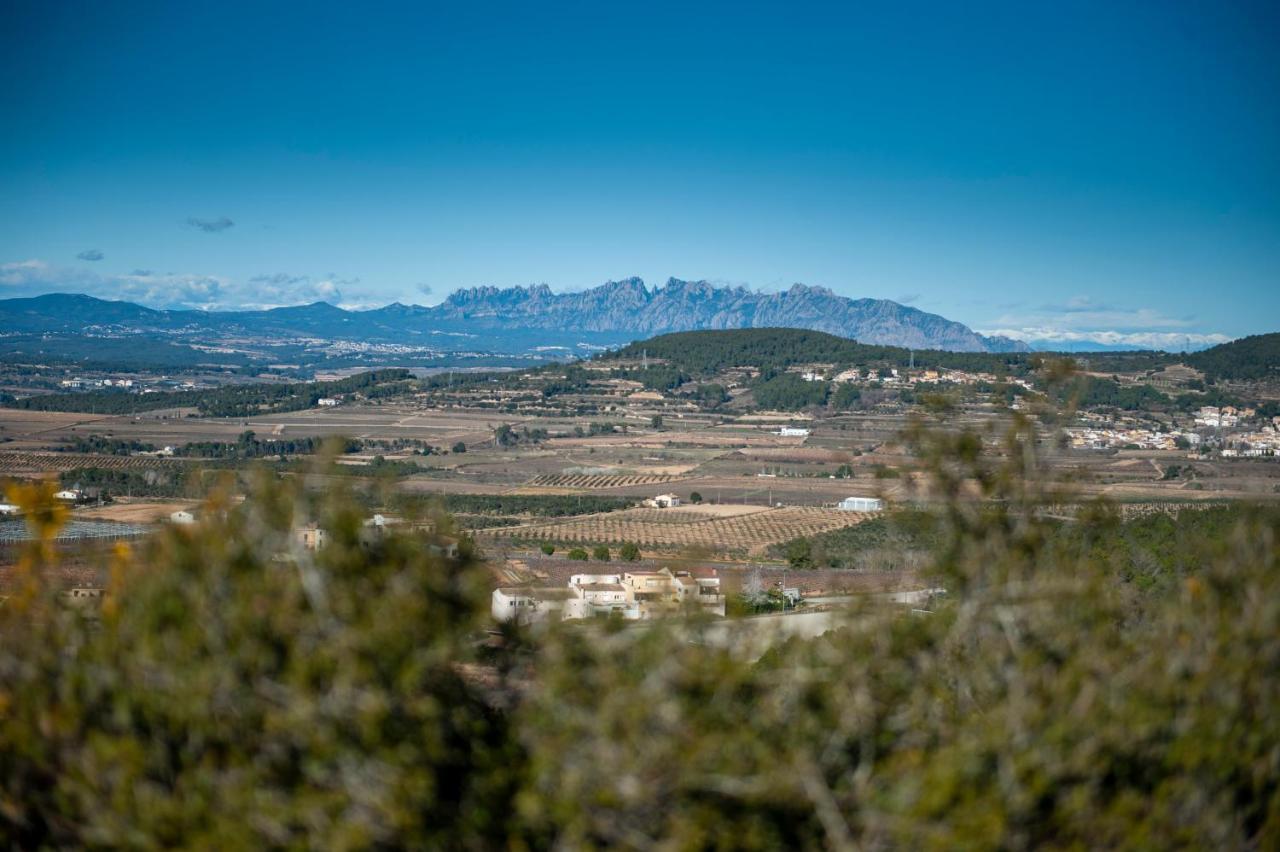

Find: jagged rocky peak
<box><xmin>783</xmin><ymin>282</ymin><xmax>836</xmax><ymax>298</ymax></box>
<box><xmin>444</xmin><ymin>283</ymin><xmax>554</xmax><ymax>306</ymax></box>
<box><xmin>588</xmin><ymin>277</ymin><xmax>651</xmax><ymax>306</ymax></box>
<box><xmin>414</xmin><ymin>277</ymin><xmax>1024</xmax><ymax>351</ymax></box>
<box><xmin>600</xmin><ymin>276</ymin><xmax>648</xmax><ymax>294</ymax></box>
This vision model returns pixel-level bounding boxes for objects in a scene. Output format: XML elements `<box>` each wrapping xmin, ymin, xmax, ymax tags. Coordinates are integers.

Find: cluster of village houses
<box><xmin>493</xmin><ymin>566</ymin><xmax>726</xmax><ymax>623</ymax></box>
<box><xmin>1066</xmin><ymin>426</ymin><xmax>1201</xmax><ymax>451</ymax></box>
<box><xmin>1065</xmin><ymin>406</ymin><xmax>1280</xmax><ymax>456</ymax></box>
<box><xmin>59</xmin><ymin>377</ymin><xmax>134</xmax><ymax>389</ymax></box>
<box><xmin>1193</xmin><ymin>407</ymin><xmax>1280</xmax><ymax>457</ymax></box>
<box><xmin>55</xmin><ymin>376</ymin><xmax>218</xmax><ymax>393</ymax></box>
<box><xmin>800</xmin><ymin>366</ymin><xmax>1036</xmax><ymax>391</ymax></box>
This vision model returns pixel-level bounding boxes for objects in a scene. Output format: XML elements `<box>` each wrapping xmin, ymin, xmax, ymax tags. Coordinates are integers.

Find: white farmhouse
<box><xmin>838</xmin><ymin>496</ymin><xmax>884</xmax><ymax>512</ymax></box>
<box><xmin>778</xmin><ymin>426</ymin><xmax>810</xmax><ymax>437</ymax></box>
<box><xmin>563</xmin><ymin>572</ymin><xmax>629</xmax><ymax>618</ymax></box>
<box><xmin>491</xmin><ymin>587</ymin><xmax>575</xmax><ymax>624</ymax></box>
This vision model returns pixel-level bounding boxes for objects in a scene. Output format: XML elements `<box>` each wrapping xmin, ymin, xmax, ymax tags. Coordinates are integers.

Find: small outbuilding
<box><xmin>837</xmin><ymin>496</ymin><xmax>884</xmax><ymax>512</ymax></box>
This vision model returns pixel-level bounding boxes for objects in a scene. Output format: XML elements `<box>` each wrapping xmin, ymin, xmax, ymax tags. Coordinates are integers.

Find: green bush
<box><xmin>2</xmin><ymin>408</ymin><xmax>1278</xmax><ymax>848</ymax></box>
<box><xmin>0</xmin><ymin>475</ymin><xmax>511</xmax><ymax>848</ymax></box>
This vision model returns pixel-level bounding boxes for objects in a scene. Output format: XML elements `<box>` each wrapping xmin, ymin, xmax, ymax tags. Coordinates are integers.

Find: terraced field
<box><xmin>0</xmin><ymin>452</ymin><xmax>187</xmax><ymax>475</ymax></box>
<box><xmin>486</xmin><ymin>506</ymin><xmax>872</xmax><ymax>555</ymax></box>
<box><xmin>526</xmin><ymin>472</ymin><xmax>682</xmax><ymax>489</ymax></box>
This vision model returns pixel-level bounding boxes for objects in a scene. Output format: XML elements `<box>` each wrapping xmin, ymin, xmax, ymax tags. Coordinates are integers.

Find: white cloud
<box><xmin>0</xmin><ymin>259</ymin><xmax>367</xmax><ymax>311</ymax></box>
<box><xmin>2</xmin><ymin>259</ymin><xmax>102</xmax><ymax>292</ymax></box>
<box><xmin>978</xmin><ymin>295</ymin><xmax>1231</xmax><ymax>351</ymax></box>
<box><xmin>248</xmin><ymin>273</ymin><xmax>356</xmax><ymax>307</ymax></box>
<box><xmin>977</xmin><ymin>326</ymin><xmax>1232</xmax><ymax>350</ymax></box>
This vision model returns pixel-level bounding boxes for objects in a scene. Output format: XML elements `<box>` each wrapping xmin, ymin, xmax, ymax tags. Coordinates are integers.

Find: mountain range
<box><xmin>0</xmin><ymin>279</ymin><xmax>1027</xmax><ymax>353</ymax></box>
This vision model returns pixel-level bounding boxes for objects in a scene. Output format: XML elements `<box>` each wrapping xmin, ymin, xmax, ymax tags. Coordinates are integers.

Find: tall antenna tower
<box><xmin>909</xmin><ymin>349</ymin><xmax>914</xmax><ymax>370</ymax></box>
<box><xmin>642</xmin><ymin>348</ymin><xmax>648</xmax><ymax>370</ymax></box>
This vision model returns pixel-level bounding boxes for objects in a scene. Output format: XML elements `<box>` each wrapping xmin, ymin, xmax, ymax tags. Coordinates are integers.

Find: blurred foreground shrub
<box><xmin>0</xmin><ymin>473</ymin><xmax>516</xmax><ymax>848</ymax></box>
<box><xmin>1</xmin><ymin>417</ymin><xmax>1278</xmax><ymax>849</ymax></box>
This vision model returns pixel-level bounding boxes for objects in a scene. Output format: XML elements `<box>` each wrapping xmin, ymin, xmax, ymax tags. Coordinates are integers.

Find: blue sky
<box><xmin>1</xmin><ymin>1</ymin><xmax>1277</xmax><ymax>348</ymax></box>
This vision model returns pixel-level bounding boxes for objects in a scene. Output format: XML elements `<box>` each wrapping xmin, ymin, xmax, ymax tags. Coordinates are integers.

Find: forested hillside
<box><xmin>1187</xmin><ymin>332</ymin><xmax>1280</xmax><ymax>381</ymax></box>
<box><xmin>607</xmin><ymin>328</ymin><xmax>1030</xmax><ymax>376</ymax></box>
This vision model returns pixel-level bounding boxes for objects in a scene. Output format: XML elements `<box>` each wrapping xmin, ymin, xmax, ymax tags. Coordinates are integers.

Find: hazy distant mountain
<box><xmin>0</xmin><ymin>279</ymin><xmax>1028</xmax><ymax>353</ymax></box>
<box><xmin>430</xmin><ymin>278</ymin><xmax>1027</xmax><ymax>352</ymax></box>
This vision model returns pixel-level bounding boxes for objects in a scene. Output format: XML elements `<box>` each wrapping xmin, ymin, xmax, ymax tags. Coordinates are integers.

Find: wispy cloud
<box><xmin>249</xmin><ymin>272</ymin><xmax>355</xmax><ymax>306</ymax></box>
<box><xmin>977</xmin><ymin>293</ymin><xmax>1231</xmax><ymax>351</ymax></box>
<box><xmin>981</xmin><ymin>305</ymin><xmax>1223</xmax><ymax>349</ymax></box>
<box><xmin>2</xmin><ymin>259</ymin><xmax>100</xmax><ymax>293</ymax></box>
<box><xmin>977</xmin><ymin>326</ymin><xmax>1232</xmax><ymax>350</ymax></box>
<box><xmin>185</xmin><ymin>216</ymin><xmax>235</xmax><ymax>233</ymax></box>
<box><xmin>1</xmin><ymin>259</ymin><xmax>368</xmax><ymax>311</ymax></box>
<box><xmin>416</xmin><ymin>282</ymin><xmax>434</xmax><ymax>297</ymax></box>
<box><xmin>76</xmin><ymin>249</ymin><xmax>104</xmax><ymax>261</ymax></box>
<box><xmin>1</xmin><ymin>259</ymin><xmax>227</xmax><ymax>309</ymax></box>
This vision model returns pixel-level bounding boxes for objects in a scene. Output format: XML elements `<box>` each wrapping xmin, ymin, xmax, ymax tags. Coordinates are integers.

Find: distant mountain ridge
<box><xmin>0</xmin><ymin>279</ymin><xmax>1028</xmax><ymax>353</ymax></box>
<box><xmin>430</xmin><ymin>278</ymin><xmax>1026</xmax><ymax>352</ymax></box>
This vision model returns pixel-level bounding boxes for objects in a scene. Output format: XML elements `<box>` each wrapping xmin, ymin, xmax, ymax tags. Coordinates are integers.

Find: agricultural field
<box><xmin>76</xmin><ymin>500</ymin><xmax>201</xmax><ymax>524</ymax></box>
<box><xmin>0</xmin><ymin>452</ymin><xmax>188</xmax><ymax>476</ymax></box>
<box><xmin>524</xmin><ymin>472</ymin><xmax>684</xmax><ymax>489</ymax></box>
<box><xmin>5</xmin><ymin>336</ymin><xmax>1280</xmax><ymax>585</ymax></box>
<box><xmin>485</xmin><ymin>504</ymin><xmax>875</xmax><ymax>556</ymax></box>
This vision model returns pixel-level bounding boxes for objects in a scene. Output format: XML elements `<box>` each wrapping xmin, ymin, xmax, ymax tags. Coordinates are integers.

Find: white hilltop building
<box><xmin>838</xmin><ymin>496</ymin><xmax>884</xmax><ymax>512</ymax></box>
